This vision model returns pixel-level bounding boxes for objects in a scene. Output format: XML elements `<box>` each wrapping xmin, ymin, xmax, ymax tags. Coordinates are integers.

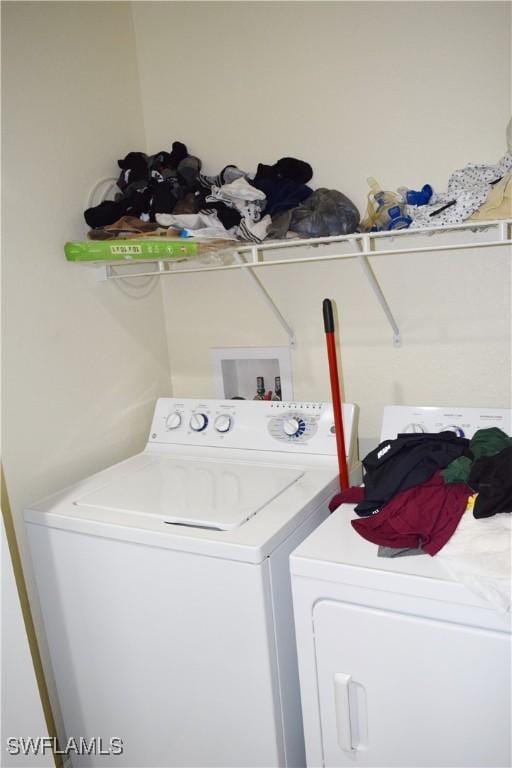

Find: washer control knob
<box><xmin>214</xmin><ymin>414</ymin><xmax>232</xmax><ymax>433</ymax></box>
<box><xmin>190</xmin><ymin>413</ymin><xmax>208</xmax><ymax>432</ymax></box>
<box><xmin>165</xmin><ymin>412</ymin><xmax>182</xmax><ymax>430</ymax></box>
<box><xmin>283</xmin><ymin>417</ymin><xmax>301</xmax><ymax>437</ymax></box>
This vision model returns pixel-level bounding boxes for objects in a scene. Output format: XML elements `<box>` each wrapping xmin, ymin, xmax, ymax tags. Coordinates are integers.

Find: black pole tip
<box><xmin>323</xmin><ymin>298</ymin><xmax>334</xmax><ymax>333</ymax></box>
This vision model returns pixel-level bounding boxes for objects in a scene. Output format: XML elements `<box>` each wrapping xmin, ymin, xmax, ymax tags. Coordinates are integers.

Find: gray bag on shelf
<box><xmin>290</xmin><ymin>187</ymin><xmax>360</xmax><ymax>237</ymax></box>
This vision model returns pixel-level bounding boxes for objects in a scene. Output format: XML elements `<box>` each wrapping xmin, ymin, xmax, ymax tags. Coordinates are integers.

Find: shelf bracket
<box><xmin>234</xmin><ymin>250</ymin><xmax>296</xmax><ymax>348</ymax></box>
<box><xmin>357</xmin><ymin>236</ymin><xmax>401</xmax><ymax>347</ymax></box>
<box><xmin>93</xmin><ymin>263</ymin><xmax>112</xmax><ymax>281</ymax></box>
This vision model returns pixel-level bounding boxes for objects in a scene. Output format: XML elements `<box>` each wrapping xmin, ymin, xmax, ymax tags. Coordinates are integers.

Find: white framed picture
<box><xmin>210</xmin><ymin>346</ymin><xmax>293</xmax><ymax>401</ymax></box>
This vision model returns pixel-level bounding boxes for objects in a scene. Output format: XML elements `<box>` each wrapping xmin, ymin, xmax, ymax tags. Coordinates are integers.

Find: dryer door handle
<box><xmin>334</xmin><ymin>673</ymin><xmax>355</xmax><ymax>752</ymax></box>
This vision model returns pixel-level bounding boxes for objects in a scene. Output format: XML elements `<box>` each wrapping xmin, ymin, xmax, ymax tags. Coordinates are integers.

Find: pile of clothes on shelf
<box><xmin>330</xmin><ymin>427</ymin><xmax>512</xmax><ymax>611</ymax></box>
<box><xmin>84</xmin><ymin>141</ymin><xmax>360</xmax><ymax>244</ymax></box>
<box><xmin>360</xmin><ymin>121</ymin><xmax>512</xmax><ymax>232</ymax></box>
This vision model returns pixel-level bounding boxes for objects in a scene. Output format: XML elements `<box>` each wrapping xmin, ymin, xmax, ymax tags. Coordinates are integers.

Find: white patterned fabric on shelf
<box><xmin>407</xmin><ymin>152</ymin><xmax>512</xmax><ymax>228</ymax></box>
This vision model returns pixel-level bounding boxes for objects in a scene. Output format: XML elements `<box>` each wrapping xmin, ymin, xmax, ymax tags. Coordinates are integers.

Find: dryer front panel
<box><xmin>313</xmin><ymin>599</ymin><xmax>511</xmax><ymax>767</ymax></box>
<box><xmin>27</xmin><ymin>523</ymin><xmax>284</xmax><ymax>767</ymax></box>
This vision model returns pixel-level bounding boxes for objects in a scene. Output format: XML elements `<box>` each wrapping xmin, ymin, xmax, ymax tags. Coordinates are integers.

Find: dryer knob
<box><xmin>283</xmin><ymin>417</ymin><xmax>300</xmax><ymax>437</ymax></box>
<box><xmin>165</xmin><ymin>412</ymin><xmax>182</xmax><ymax>430</ymax></box>
<box><xmin>442</xmin><ymin>425</ymin><xmax>465</xmax><ymax>437</ymax></box>
<box><xmin>190</xmin><ymin>413</ymin><xmax>208</xmax><ymax>432</ymax></box>
<box><xmin>214</xmin><ymin>414</ymin><xmax>232</xmax><ymax>433</ymax></box>
<box><xmin>403</xmin><ymin>422</ymin><xmax>425</xmax><ymax>433</ymax></box>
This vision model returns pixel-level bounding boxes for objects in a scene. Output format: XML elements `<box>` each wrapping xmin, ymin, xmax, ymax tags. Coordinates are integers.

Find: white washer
<box><xmin>25</xmin><ymin>398</ymin><xmax>360</xmax><ymax>768</ymax></box>
<box><xmin>291</xmin><ymin>406</ymin><xmax>512</xmax><ymax>768</ymax></box>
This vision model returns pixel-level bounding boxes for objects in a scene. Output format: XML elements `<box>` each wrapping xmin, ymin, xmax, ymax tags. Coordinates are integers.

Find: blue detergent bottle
<box><xmin>363</xmin><ymin>178</ymin><xmax>412</xmax><ymax>231</ymax></box>
<box><xmin>373</xmin><ymin>190</ymin><xmax>412</xmax><ymax>230</ymax></box>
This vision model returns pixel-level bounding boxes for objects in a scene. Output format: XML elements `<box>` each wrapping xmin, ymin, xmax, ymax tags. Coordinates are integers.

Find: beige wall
<box><xmin>133</xmin><ymin>1</ymin><xmax>510</xmax><ymax>207</ymax></box>
<box><xmin>133</xmin><ymin>1</ymin><xmax>511</xmax><ymax>450</ymax></box>
<box><xmin>2</xmin><ymin>0</ymin><xmax>172</xmax><ymax>528</ymax></box>
<box><xmin>1</xmin><ymin>1</ymin><xmax>169</xmax><ymax>745</ymax></box>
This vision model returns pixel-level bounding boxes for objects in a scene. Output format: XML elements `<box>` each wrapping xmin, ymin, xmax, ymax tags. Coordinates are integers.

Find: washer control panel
<box><xmin>381</xmin><ymin>406</ymin><xmax>511</xmax><ymax>441</ymax></box>
<box><xmin>148</xmin><ymin>398</ymin><xmax>358</xmax><ymax>457</ymax></box>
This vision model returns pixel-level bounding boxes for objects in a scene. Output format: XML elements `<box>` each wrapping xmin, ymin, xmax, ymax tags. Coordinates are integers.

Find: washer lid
<box><xmin>74</xmin><ymin>456</ymin><xmax>303</xmax><ymax>531</ymax></box>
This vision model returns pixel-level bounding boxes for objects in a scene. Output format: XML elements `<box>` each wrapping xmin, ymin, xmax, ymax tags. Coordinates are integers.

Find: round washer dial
<box><xmin>268</xmin><ymin>412</ymin><xmax>318</xmax><ymax>442</ymax></box>
<box><xmin>190</xmin><ymin>413</ymin><xmax>208</xmax><ymax>432</ymax></box>
<box><xmin>283</xmin><ymin>417</ymin><xmax>306</xmax><ymax>438</ymax></box>
<box><xmin>214</xmin><ymin>414</ymin><xmax>232</xmax><ymax>433</ymax></box>
<box><xmin>165</xmin><ymin>412</ymin><xmax>182</xmax><ymax>430</ymax></box>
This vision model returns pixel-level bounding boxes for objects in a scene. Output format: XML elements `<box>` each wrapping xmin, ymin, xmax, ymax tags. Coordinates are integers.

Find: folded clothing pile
<box><xmin>330</xmin><ymin>427</ymin><xmax>512</xmax><ymax>555</ymax></box>
<box><xmin>84</xmin><ymin>140</ymin><xmax>360</xmax><ymax>244</ymax></box>
<box><xmin>329</xmin><ymin>427</ymin><xmax>512</xmax><ymax>611</ymax></box>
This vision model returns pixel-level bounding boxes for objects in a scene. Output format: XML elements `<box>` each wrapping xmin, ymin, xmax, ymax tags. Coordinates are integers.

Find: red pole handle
<box><xmin>323</xmin><ymin>299</ymin><xmax>349</xmax><ymax>490</ymax></box>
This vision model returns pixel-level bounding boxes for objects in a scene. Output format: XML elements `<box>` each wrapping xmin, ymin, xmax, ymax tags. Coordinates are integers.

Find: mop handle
<box><xmin>323</xmin><ymin>299</ymin><xmax>349</xmax><ymax>490</ymax></box>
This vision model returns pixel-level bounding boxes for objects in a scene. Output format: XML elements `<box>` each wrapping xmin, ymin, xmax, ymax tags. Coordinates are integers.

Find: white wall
<box><xmin>1</xmin><ymin>0</ymin><xmax>170</xmax><ymax>751</ymax></box>
<box><xmin>133</xmin><ymin>1</ymin><xmax>511</xmax><ymax>450</ymax></box>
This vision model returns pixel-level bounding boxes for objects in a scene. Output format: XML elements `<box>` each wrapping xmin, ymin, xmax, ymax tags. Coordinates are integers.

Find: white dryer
<box><xmin>291</xmin><ymin>406</ymin><xmax>512</xmax><ymax>768</ymax></box>
<box><xmin>25</xmin><ymin>397</ymin><xmax>360</xmax><ymax>768</ymax></box>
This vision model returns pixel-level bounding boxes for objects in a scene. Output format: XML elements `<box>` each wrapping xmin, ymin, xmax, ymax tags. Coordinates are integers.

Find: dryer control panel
<box><xmin>148</xmin><ymin>398</ymin><xmax>359</xmax><ymax>458</ymax></box>
<box><xmin>381</xmin><ymin>405</ymin><xmax>511</xmax><ymax>441</ymax></box>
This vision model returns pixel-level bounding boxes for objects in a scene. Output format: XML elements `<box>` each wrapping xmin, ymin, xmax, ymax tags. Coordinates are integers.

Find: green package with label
<box><xmin>65</xmin><ymin>239</ymin><xmax>198</xmax><ymax>262</ymax></box>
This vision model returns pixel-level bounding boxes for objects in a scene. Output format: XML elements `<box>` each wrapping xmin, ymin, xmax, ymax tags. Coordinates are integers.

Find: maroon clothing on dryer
<box><xmin>329</xmin><ymin>486</ymin><xmax>365</xmax><ymax>511</ymax></box>
<box><xmin>351</xmin><ymin>472</ymin><xmax>471</xmax><ymax>556</ymax></box>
